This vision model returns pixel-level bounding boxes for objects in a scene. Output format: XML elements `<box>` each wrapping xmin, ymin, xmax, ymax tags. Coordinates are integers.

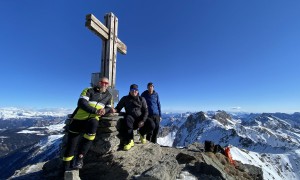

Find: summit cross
<box><xmin>85</xmin><ymin>13</ymin><xmax>127</xmax><ymax>90</ymax></box>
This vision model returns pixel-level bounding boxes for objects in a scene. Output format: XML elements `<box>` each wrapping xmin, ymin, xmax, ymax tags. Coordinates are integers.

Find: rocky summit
<box><xmin>41</xmin><ymin>115</ymin><xmax>263</xmax><ymax>180</ymax></box>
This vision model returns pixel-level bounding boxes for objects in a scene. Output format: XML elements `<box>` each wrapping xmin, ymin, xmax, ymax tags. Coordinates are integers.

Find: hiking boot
<box><xmin>73</xmin><ymin>155</ymin><xmax>84</xmax><ymax>169</ymax></box>
<box><xmin>139</xmin><ymin>133</ymin><xmax>147</xmax><ymax>144</ymax></box>
<box><xmin>124</xmin><ymin>139</ymin><xmax>134</xmax><ymax>151</ymax></box>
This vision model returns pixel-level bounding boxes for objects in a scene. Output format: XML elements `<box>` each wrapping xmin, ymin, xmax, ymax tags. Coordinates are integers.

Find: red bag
<box><xmin>224</xmin><ymin>147</ymin><xmax>235</xmax><ymax>166</ymax></box>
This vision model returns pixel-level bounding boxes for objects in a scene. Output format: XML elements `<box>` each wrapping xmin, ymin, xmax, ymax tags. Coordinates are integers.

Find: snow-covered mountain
<box><xmin>0</xmin><ymin>107</ymin><xmax>71</xmax><ymax>131</ymax></box>
<box><xmin>0</xmin><ymin>122</ymin><xmax>64</xmax><ymax>179</ymax></box>
<box><xmin>157</xmin><ymin>112</ymin><xmax>190</xmax><ymax>146</ymax></box>
<box><xmin>0</xmin><ymin>107</ymin><xmax>71</xmax><ymax>120</ymax></box>
<box><xmin>163</xmin><ymin>111</ymin><xmax>300</xmax><ymax>180</ymax></box>
<box><xmin>1</xmin><ymin>108</ymin><xmax>300</xmax><ymax>180</ymax></box>
<box><xmin>0</xmin><ymin>107</ymin><xmax>68</xmax><ymax>179</ymax></box>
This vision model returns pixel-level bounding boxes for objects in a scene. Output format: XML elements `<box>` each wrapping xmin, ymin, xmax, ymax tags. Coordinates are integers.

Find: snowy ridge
<box><xmin>167</xmin><ymin>111</ymin><xmax>300</xmax><ymax>180</ymax></box>
<box><xmin>17</xmin><ymin>123</ymin><xmax>65</xmax><ymax>135</ymax></box>
<box><xmin>29</xmin><ymin>134</ymin><xmax>63</xmax><ymax>160</ymax></box>
<box><xmin>24</xmin><ymin>123</ymin><xmax>65</xmax><ymax>158</ymax></box>
<box><xmin>158</xmin><ymin>112</ymin><xmax>189</xmax><ymax>147</ymax></box>
<box><xmin>0</xmin><ymin>107</ymin><xmax>71</xmax><ymax>120</ymax></box>
<box><xmin>0</xmin><ymin>122</ymin><xmax>65</xmax><ymax>179</ymax></box>
<box><xmin>231</xmin><ymin>147</ymin><xmax>300</xmax><ymax>180</ymax></box>
<box><xmin>157</xmin><ymin>131</ymin><xmax>177</xmax><ymax>147</ymax></box>
<box><xmin>2</xmin><ymin>109</ymin><xmax>299</xmax><ymax>179</ymax></box>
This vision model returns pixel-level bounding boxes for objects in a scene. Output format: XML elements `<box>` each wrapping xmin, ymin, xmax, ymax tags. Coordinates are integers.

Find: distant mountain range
<box><xmin>1</xmin><ymin>108</ymin><xmax>300</xmax><ymax>179</ymax></box>
<box><xmin>159</xmin><ymin>111</ymin><xmax>300</xmax><ymax>180</ymax></box>
<box><xmin>0</xmin><ymin>123</ymin><xmax>64</xmax><ymax>179</ymax></box>
<box><xmin>0</xmin><ymin>107</ymin><xmax>71</xmax><ymax>120</ymax></box>
<box><xmin>0</xmin><ymin>107</ymin><xmax>69</xmax><ymax>178</ymax></box>
<box><xmin>0</xmin><ymin>107</ymin><xmax>70</xmax><ymax>130</ymax></box>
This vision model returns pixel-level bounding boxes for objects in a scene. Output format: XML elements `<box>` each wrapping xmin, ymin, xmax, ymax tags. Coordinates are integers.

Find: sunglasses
<box><xmin>100</xmin><ymin>81</ymin><xmax>109</xmax><ymax>85</ymax></box>
<box><xmin>130</xmin><ymin>88</ymin><xmax>138</xmax><ymax>91</ymax></box>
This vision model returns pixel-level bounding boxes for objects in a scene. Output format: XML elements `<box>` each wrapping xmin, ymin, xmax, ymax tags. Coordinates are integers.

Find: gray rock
<box><xmin>64</xmin><ymin>170</ymin><xmax>81</xmax><ymax>180</ymax></box>
<box><xmin>212</xmin><ymin>110</ymin><xmax>232</xmax><ymax>126</ymax></box>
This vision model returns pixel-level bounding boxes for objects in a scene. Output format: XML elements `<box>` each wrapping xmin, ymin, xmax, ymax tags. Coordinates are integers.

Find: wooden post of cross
<box><xmin>85</xmin><ymin>13</ymin><xmax>127</xmax><ymax>105</ymax></box>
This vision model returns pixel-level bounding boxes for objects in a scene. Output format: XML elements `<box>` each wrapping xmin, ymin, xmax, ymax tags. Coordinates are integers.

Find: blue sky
<box><xmin>1</xmin><ymin>1</ymin><xmax>299</xmax><ymax>113</ymax></box>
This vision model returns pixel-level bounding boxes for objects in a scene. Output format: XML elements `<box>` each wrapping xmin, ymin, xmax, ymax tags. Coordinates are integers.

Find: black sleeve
<box><xmin>115</xmin><ymin>96</ymin><xmax>126</xmax><ymax>113</ymax></box>
<box><xmin>104</xmin><ymin>94</ymin><xmax>113</xmax><ymax>114</ymax></box>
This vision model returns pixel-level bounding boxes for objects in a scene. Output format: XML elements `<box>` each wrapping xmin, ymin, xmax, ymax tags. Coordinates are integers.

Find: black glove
<box><xmin>138</xmin><ymin>121</ymin><xmax>144</xmax><ymax>128</ymax></box>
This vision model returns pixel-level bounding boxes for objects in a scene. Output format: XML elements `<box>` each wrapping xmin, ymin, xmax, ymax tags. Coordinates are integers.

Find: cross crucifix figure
<box><xmin>85</xmin><ymin>13</ymin><xmax>127</xmax><ymax>104</ymax></box>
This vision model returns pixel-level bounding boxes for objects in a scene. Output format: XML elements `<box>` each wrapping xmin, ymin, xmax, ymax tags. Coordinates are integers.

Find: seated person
<box><xmin>63</xmin><ymin>77</ymin><xmax>112</xmax><ymax>170</ymax></box>
<box><xmin>112</xmin><ymin>84</ymin><xmax>155</xmax><ymax>150</ymax></box>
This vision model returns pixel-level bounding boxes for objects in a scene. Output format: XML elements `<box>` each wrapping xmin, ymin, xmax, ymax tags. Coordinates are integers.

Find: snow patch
<box><xmin>158</xmin><ymin>131</ymin><xmax>176</xmax><ymax>147</ymax></box>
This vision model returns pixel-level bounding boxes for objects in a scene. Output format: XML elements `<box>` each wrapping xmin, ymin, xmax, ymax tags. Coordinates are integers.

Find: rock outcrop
<box><xmin>212</xmin><ymin>110</ymin><xmax>232</xmax><ymax>126</ymax></box>
<box><xmin>185</xmin><ymin>112</ymin><xmax>206</xmax><ymax>131</ymax></box>
<box><xmin>41</xmin><ymin>114</ymin><xmax>263</xmax><ymax>180</ymax></box>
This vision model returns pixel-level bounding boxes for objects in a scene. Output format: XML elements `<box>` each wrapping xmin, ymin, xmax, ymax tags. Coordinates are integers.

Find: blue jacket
<box><xmin>141</xmin><ymin>90</ymin><xmax>161</xmax><ymax>117</ymax></box>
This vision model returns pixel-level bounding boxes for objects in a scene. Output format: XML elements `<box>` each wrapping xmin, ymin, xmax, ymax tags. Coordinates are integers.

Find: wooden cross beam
<box><xmin>85</xmin><ymin>13</ymin><xmax>127</xmax><ymax>90</ymax></box>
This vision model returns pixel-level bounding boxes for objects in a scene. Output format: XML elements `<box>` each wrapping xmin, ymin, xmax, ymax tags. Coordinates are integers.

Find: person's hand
<box><xmin>96</xmin><ymin>108</ymin><xmax>106</xmax><ymax>116</ymax></box>
<box><xmin>160</xmin><ymin>117</ymin><xmax>162</xmax><ymax>122</ymax></box>
<box><xmin>111</xmin><ymin>108</ymin><xmax>116</xmax><ymax>113</ymax></box>
<box><xmin>138</xmin><ymin>121</ymin><xmax>144</xmax><ymax>128</ymax></box>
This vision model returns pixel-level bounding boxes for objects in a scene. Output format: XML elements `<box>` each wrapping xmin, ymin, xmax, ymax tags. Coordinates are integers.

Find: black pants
<box><xmin>63</xmin><ymin>118</ymin><xmax>98</xmax><ymax>163</ymax></box>
<box><xmin>146</xmin><ymin>115</ymin><xmax>160</xmax><ymax>143</ymax></box>
<box><xmin>121</xmin><ymin>115</ymin><xmax>155</xmax><ymax>143</ymax></box>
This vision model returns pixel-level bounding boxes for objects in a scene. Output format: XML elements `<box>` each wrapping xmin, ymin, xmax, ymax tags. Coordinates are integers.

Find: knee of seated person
<box><xmin>150</xmin><ymin>119</ymin><xmax>156</xmax><ymax>127</ymax></box>
<box><xmin>125</xmin><ymin>115</ymin><xmax>135</xmax><ymax>122</ymax></box>
<box><xmin>83</xmin><ymin>133</ymin><xmax>96</xmax><ymax>141</ymax></box>
<box><xmin>89</xmin><ymin>118</ymin><xmax>99</xmax><ymax>125</ymax></box>
<box><xmin>68</xmin><ymin>130</ymin><xmax>80</xmax><ymax>135</ymax></box>
<box><xmin>63</xmin><ymin>155</ymin><xmax>74</xmax><ymax>162</ymax></box>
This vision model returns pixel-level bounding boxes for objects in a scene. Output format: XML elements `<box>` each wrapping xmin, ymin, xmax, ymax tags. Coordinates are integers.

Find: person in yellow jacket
<box><xmin>63</xmin><ymin>77</ymin><xmax>112</xmax><ymax>170</ymax></box>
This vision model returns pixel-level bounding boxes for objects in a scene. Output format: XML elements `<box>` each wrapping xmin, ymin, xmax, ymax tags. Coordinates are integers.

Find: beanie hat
<box><xmin>130</xmin><ymin>84</ymin><xmax>138</xmax><ymax>91</ymax></box>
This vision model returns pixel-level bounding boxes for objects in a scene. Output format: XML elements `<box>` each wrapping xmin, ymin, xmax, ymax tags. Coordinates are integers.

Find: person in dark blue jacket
<box><xmin>141</xmin><ymin>82</ymin><xmax>161</xmax><ymax>143</ymax></box>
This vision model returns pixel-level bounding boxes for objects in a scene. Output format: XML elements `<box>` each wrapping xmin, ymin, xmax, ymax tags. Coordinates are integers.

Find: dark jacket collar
<box><xmin>145</xmin><ymin>90</ymin><xmax>156</xmax><ymax>95</ymax></box>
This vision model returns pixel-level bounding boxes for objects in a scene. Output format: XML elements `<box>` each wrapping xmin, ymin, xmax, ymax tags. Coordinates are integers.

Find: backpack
<box><xmin>214</xmin><ymin>144</ymin><xmax>225</xmax><ymax>155</ymax></box>
<box><xmin>204</xmin><ymin>141</ymin><xmax>215</xmax><ymax>152</ymax></box>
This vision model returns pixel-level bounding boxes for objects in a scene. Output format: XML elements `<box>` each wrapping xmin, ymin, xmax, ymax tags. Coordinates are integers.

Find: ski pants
<box><xmin>120</xmin><ymin>115</ymin><xmax>155</xmax><ymax>144</ymax></box>
<box><xmin>63</xmin><ymin>118</ymin><xmax>98</xmax><ymax>162</ymax></box>
<box><xmin>146</xmin><ymin>115</ymin><xmax>160</xmax><ymax>143</ymax></box>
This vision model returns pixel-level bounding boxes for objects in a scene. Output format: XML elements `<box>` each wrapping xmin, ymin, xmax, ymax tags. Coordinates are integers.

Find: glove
<box><xmin>160</xmin><ymin>117</ymin><xmax>162</xmax><ymax>122</ymax></box>
<box><xmin>138</xmin><ymin>121</ymin><xmax>144</xmax><ymax>128</ymax></box>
